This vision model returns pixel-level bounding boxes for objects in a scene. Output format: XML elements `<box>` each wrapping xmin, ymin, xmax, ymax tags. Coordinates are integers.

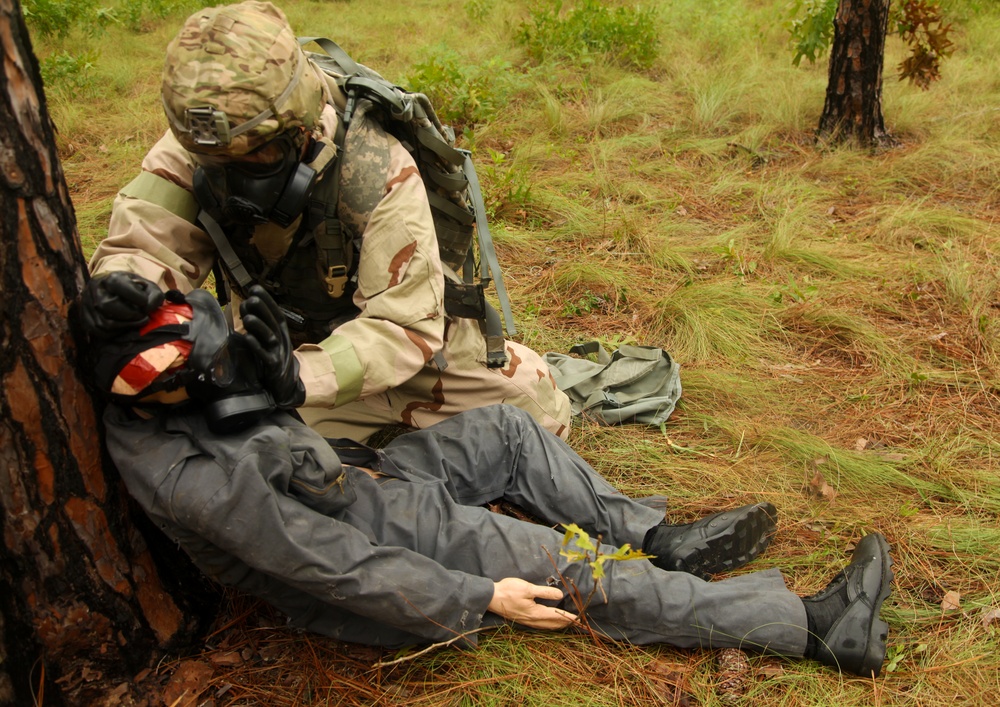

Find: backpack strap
<box><xmin>309</xmin><ymin>149</ymin><xmax>351</xmax><ymax>299</ymax></box>
<box><xmin>460</xmin><ymin>150</ymin><xmax>517</xmax><ymax>336</ymax></box>
<box><xmin>569</xmin><ymin>340</ymin><xmax>613</xmax><ymax>365</ymax></box>
<box><xmin>298</xmin><ymin>36</ymin><xmax>362</xmax><ymax>75</ymax></box>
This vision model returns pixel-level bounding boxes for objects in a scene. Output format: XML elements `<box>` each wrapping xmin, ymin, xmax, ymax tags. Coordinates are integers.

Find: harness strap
<box><xmin>460</xmin><ymin>150</ymin><xmax>517</xmax><ymax>337</ymax></box>
<box><xmin>309</xmin><ymin>169</ymin><xmax>350</xmax><ymax>298</ymax></box>
<box><xmin>298</xmin><ymin>36</ymin><xmax>362</xmax><ymax>75</ymax></box>
<box><xmin>414</xmin><ymin>124</ymin><xmax>466</xmax><ymax>166</ymax></box>
<box><xmin>198</xmin><ymin>209</ymin><xmax>254</xmax><ymax>292</ymax></box>
<box><xmin>424</xmin><ymin>167</ymin><xmax>468</xmax><ymax>193</ymax></box>
<box><xmin>442</xmin><ymin>273</ymin><xmax>508</xmax><ymax>368</ymax></box>
<box><xmin>427</xmin><ymin>191</ymin><xmax>476</xmax><ymax>225</ymax></box>
<box><xmin>344</xmin><ymin>76</ymin><xmax>410</xmax><ymax>120</ymax></box>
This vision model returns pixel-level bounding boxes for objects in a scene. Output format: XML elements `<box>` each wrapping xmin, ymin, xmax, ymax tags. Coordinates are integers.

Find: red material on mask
<box><xmin>112</xmin><ymin>302</ymin><xmax>195</xmax><ymax>397</ymax></box>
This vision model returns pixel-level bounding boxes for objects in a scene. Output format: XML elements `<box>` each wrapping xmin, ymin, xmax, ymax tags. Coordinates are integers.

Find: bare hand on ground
<box><xmin>488</xmin><ymin>578</ymin><xmax>578</xmax><ymax>630</ymax></box>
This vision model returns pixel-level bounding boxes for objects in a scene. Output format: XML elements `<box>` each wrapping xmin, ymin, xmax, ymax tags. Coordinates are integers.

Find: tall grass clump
<box><xmin>652</xmin><ymin>281</ymin><xmax>778</xmax><ymax>364</ymax></box>
<box><xmin>778</xmin><ymin>302</ymin><xmax>915</xmax><ymax>373</ymax></box>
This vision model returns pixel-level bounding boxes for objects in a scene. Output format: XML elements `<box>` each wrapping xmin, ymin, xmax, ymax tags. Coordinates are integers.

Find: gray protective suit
<box><xmin>105</xmin><ymin>403</ymin><xmax>808</xmax><ymax>654</ymax></box>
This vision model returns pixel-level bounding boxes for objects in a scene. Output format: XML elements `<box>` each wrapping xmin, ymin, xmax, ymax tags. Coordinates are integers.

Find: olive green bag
<box><xmin>542</xmin><ymin>342</ymin><xmax>682</xmax><ymax>426</ymax></box>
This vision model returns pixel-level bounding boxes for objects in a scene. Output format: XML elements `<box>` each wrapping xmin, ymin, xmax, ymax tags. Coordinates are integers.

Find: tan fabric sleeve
<box><xmin>89</xmin><ymin>131</ymin><xmax>216</xmax><ymax>293</ymax></box>
<box><xmin>296</xmin><ymin>136</ymin><xmax>446</xmax><ymax>408</ymax></box>
<box><xmin>93</xmin><ymin>113</ymin><xmax>445</xmax><ymax>413</ymax></box>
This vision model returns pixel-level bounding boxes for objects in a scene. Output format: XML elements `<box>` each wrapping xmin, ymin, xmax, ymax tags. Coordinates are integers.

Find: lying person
<box><xmin>90</xmin><ymin>285</ymin><xmax>894</xmax><ymax>677</ymax></box>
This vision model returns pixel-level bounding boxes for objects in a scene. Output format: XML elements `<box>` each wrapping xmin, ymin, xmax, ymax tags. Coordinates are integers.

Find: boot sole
<box><xmin>667</xmin><ymin>502</ymin><xmax>778</xmax><ymax>579</ymax></box>
<box><xmin>857</xmin><ymin>534</ymin><xmax>894</xmax><ymax>677</ymax></box>
<box><xmin>813</xmin><ymin>533</ymin><xmax>894</xmax><ymax>677</ymax></box>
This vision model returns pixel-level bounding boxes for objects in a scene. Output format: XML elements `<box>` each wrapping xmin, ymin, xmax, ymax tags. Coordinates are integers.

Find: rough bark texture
<box><xmin>0</xmin><ymin>1</ymin><xmax>211</xmax><ymax>704</ymax></box>
<box><xmin>817</xmin><ymin>0</ymin><xmax>893</xmax><ymax>147</ymax></box>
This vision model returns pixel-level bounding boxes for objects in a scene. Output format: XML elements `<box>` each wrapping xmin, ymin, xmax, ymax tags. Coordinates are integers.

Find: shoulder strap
<box><xmin>198</xmin><ymin>209</ymin><xmax>254</xmax><ymax>292</ymax></box>
<box><xmin>460</xmin><ymin>150</ymin><xmax>516</xmax><ymax>336</ymax></box>
<box><xmin>297</xmin><ymin>36</ymin><xmax>362</xmax><ymax>75</ymax></box>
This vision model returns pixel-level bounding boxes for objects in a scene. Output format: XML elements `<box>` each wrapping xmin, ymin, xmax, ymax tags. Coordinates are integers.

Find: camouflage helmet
<box><xmin>161</xmin><ymin>1</ymin><xmax>326</xmax><ymax>156</ymax></box>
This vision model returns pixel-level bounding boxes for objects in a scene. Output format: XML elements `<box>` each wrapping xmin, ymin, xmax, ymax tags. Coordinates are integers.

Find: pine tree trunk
<box><xmin>0</xmin><ymin>1</ymin><xmax>211</xmax><ymax>703</ymax></box>
<box><xmin>817</xmin><ymin>0</ymin><xmax>894</xmax><ymax>147</ymax></box>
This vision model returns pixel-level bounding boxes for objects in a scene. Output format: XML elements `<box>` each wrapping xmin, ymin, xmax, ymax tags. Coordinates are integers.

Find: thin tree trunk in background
<box><xmin>818</xmin><ymin>0</ymin><xmax>893</xmax><ymax>147</ymax></box>
<box><xmin>0</xmin><ymin>1</ymin><xmax>209</xmax><ymax>703</ymax></box>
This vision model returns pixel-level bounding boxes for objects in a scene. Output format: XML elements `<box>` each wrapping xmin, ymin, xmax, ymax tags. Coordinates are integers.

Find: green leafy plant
<box><xmin>464</xmin><ymin>0</ymin><xmax>495</xmax><ymax>21</ymax></box>
<box><xmin>517</xmin><ymin>0</ymin><xmax>660</xmax><ymax>69</ymax></box>
<box><xmin>885</xmin><ymin>642</ymin><xmax>928</xmax><ymax>672</ymax></box>
<box><xmin>771</xmin><ymin>276</ymin><xmax>818</xmax><ymax>304</ymax></box>
<box><xmin>25</xmin><ymin>0</ymin><xmax>195</xmax><ymax>37</ymax></box>
<box><xmin>560</xmin><ymin>292</ymin><xmax>608</xmax><ymax>317</ymax></box>
<box><xmin>559</xmin><ymin>523</ymin><xmax>650</xmax><ymax>604</ymax></box>
<box><xmin>480</xmin><ymin>148</ymin><xmax>533</xmax><ymax>220</ymax></box>
<box><xmin>715</xmin><ymin>238</ymin><xmax>758</xmax><ymax>279</ymax></box>
<box><xmin>23</xmin><ymin>0</ymin><xmax>108</xmax><ymax>38</ymax></box>
<box><xmin>40</xmin><ymin>49</ymin><xmax>99</xmax><ymax>91</ymax></box>
<box><xmin>787</xmin><ymin>0</ymin><xmax>838</xmax><ymax>66</ymax></box>
<box><xmin>405</xmin><ymin>47</ymin><xmax>513</xmax><ymax>128</ymax></box>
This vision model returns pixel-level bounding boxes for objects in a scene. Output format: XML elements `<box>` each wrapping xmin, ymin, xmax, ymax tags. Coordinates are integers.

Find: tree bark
<box><xmin>0</xmin><ymin>1</ymin><xmax>211</xmax><ymax>704</ymax></box>
<box><xmin>817</xmin><ymin>0</ymin><xmax>893</xmax><ymax>147</ymax></box>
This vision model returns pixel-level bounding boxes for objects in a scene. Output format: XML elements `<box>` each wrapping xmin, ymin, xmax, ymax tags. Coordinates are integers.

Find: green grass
<box><xmin>34</xmin><ymin>0</ymin><xmax>1000</xmax><ymax>704</ymax></box>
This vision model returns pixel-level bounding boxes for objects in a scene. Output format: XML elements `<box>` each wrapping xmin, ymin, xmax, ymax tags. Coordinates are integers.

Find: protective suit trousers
<box><xmin>328</xmin><ymin>405</ymin><xmax>809</xmax><ymax>654</ymax></box>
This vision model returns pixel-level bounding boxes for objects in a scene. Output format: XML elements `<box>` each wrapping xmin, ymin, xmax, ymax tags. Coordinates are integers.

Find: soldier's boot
<box><xmin>802</xmin><ymin>533</ymin><xmax>893</xmax><ymax>677</ymax></box>
<box><xmin>642</xmin><ymin>502</ymin><xmax>778</xmax><ymax>580</ymax></box>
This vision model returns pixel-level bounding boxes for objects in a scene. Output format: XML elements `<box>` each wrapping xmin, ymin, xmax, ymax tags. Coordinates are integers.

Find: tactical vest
<box><xmin>211</xmin><ymin>202</ymin><xmax>361</xmax><ymax>349</ymax></box>
<box><xmin>199</xmin><ymin>97</ymin><xmax>393</xmax><ymax>349</ymax></box>
<box><xmin>194</xmin><ymin>44</ymin><xmax>514</xmax><ymax>364</ymax></box>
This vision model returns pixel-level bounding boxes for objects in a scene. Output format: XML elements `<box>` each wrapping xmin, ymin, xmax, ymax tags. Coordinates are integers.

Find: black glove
<box><xmin>81</xmin><ymin>272</ymin><xmax>165</xmax><ymax>338</ymax></box>
<box><xmin>239</xmin><ymin>285</ymin><xmax>306</xmax><ymax>409</ymax></box>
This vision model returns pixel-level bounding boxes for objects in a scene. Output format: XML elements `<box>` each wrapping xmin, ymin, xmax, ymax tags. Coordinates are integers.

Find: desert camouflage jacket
<box><xmin>90</xmin><ymin>79</ymin><xmax>445</xmax><ymax>411</ymax></box>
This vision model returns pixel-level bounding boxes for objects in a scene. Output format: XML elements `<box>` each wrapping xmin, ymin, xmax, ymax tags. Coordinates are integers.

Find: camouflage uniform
<box><xmin>90</xmin><ymin>1</ymin><xmax>570</xmax><ymax>442</ymax></box>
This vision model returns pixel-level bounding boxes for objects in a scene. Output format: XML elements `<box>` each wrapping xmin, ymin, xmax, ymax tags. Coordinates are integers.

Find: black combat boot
<box><xmin>802</xmin><ymin>533</ymin><xmax>893</xmax><ymax>677</ymax></box>
<box><xmin>642</xmin><ymin>502</ymin><xmax>778</xmax><ymax>579</ymax></box>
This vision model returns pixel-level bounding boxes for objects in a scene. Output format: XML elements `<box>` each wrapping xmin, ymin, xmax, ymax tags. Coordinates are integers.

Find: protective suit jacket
<box><xmin>90</xmin><ymin>66</ymin><xmax>571</xmax><ymax>442</ymax></box>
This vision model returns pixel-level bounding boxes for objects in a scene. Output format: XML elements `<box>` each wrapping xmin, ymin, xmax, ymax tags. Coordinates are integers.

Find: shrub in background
<box><xmin>517</xmin><ymin>0</ymin><xmax>660</xmax><ymax>69</ymax></box>
<box><xmin>405</xmin><ymin>47</ymin><xmax>515</xmax><ymax>128</ymax></box>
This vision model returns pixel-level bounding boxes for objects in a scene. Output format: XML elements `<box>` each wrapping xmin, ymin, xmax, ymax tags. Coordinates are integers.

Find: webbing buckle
<box><xmin>324</xmin><ymin>265</ymin><xmax>348</xmax><ymax>298</ymax></box>
<box><xmin>185</xmin><ymin>106</ymin><xmax>231</xmax><ymax>147</ymax></box>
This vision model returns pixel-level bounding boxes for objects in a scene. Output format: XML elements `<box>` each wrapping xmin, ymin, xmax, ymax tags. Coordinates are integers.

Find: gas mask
<box><xmin>183</xmin><ymin>290</ymin><xmax>277</xmax><ymax>433</ymax></box>
<box><xmin>95</xmin><ymin>289</ymin><xmax>277</xmax><ymax>434</ymax></box>
<box><xmin>191</xmin><ymin>132</ymin><xmax>317</xmax><ymax>228</ymax></box>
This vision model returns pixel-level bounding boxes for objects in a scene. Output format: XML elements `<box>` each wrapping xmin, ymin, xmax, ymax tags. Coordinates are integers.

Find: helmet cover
<box><xmin>161</xmin><ymin>1</ymin><xmax>326</xmax><ymax>156</ymax></box>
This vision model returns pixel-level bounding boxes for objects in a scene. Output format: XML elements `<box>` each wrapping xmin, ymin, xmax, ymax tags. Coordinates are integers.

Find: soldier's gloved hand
<box><xmin>239</xmin><ymin>285</ymin><xmax>306</xmax><ymax>409</ymax></box>
<box><xmin>81</xmin><ymin>272</ymin><xmax>165</xmax><ymax>338</ymax></box>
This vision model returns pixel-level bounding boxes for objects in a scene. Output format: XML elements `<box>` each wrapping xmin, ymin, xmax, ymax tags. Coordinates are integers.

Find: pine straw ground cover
<box><xmin>39</xmin><ymin>0</ymin><xmax>999</xmax><ymax>704</ymax></box>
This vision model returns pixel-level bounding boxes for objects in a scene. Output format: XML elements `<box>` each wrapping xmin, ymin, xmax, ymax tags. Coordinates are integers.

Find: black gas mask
<box><xmin>192</xmin><ymin>132</ymin><xmax>317</xmax><ymax>228</ymax></box>
<box><xmin>183</xmin><ymin>290</ymin><xmax>277</xmax><ymax>433</ymax></box>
